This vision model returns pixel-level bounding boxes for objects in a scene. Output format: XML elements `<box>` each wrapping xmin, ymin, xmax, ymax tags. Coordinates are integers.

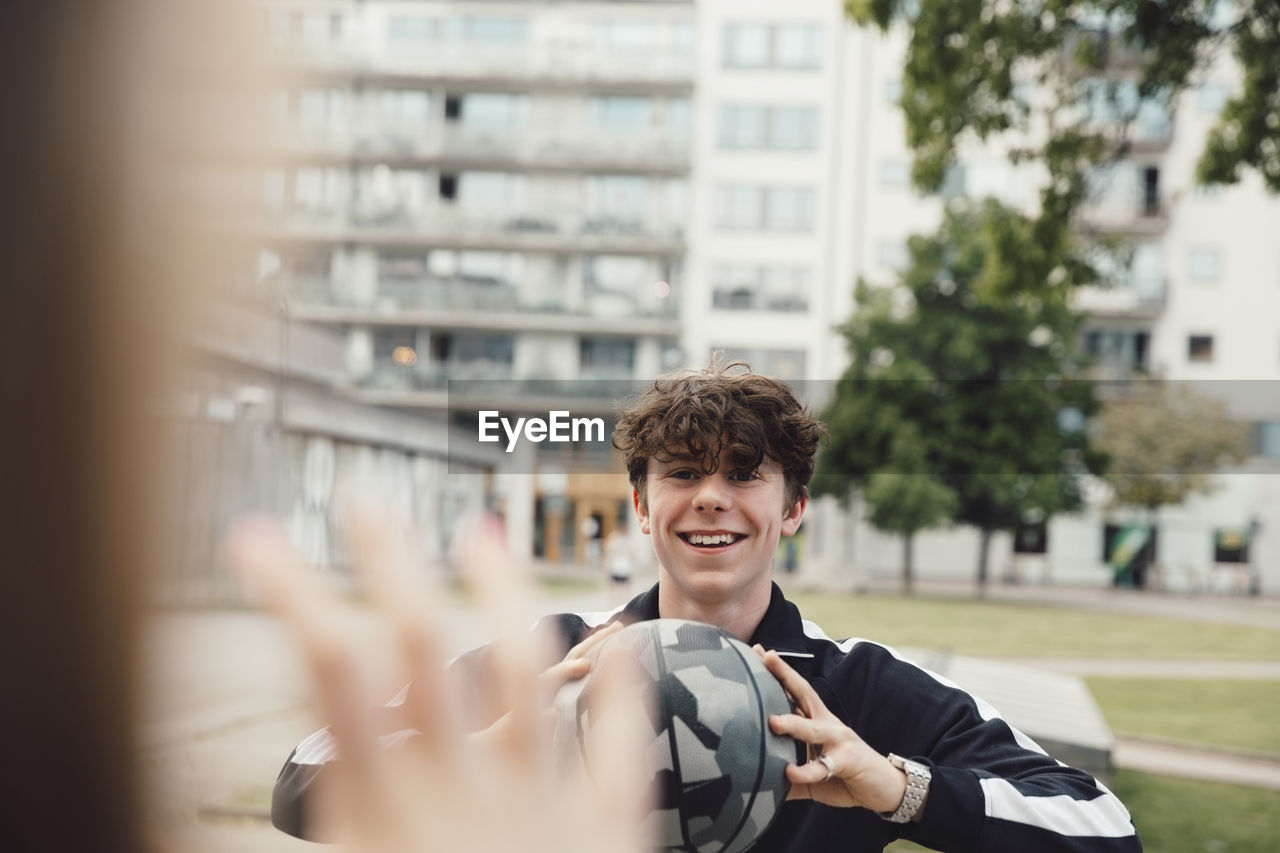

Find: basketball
<box><xmin>553</xmin><ymin>619</ymin><xmax>800</xmax><ymax>853</ymax></box>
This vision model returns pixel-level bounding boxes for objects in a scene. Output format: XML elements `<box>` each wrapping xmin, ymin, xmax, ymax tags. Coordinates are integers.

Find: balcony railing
<box><xmin>272</xmin><ymin>38</ymin><xmax>694</xmax><ymax>88</ymax></box>
<box><xmin>289</xmin><ymin>276</ymin><xmax>678</xmax><ymax>322</ymax></box>
<box><xmin>267</xmin><ymin>122</ymin><xmax>691</xmax><ymax>171</ymax></box>
<box><xmin>355</xmin><ymin>362</ymin><xmax>648</xmax><ymax>401</ymax></box>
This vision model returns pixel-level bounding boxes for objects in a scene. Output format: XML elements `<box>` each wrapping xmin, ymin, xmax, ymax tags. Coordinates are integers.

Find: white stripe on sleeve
<box><xmin>981</xmin><ymin>777</ymin><xmax>1137</xmax><ymax>838</ymax></box>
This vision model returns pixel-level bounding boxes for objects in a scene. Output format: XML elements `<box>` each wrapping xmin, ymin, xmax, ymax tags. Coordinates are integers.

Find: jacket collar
<box><xmin>614</xmin><ymin>581</ymin><xmax>812</xmax><ymax>657</ymax></box>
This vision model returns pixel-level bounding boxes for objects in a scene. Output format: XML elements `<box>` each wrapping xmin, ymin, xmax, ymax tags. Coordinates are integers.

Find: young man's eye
<box><xmin>670</xmin><ymin>469</ymin><xmax>696</xmax><ymax>480</ymax></box>
<box><xmin>731</xmin><ymin>469</ymin><xmax>761</xmax><ymax>482</ymax></box>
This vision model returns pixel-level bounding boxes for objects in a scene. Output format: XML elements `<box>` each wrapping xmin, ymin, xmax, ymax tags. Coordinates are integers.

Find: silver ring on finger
<box><xmin>815</xmin><ymin>753</ymin><xmax>836</xmax><ymax>783</ymax></box>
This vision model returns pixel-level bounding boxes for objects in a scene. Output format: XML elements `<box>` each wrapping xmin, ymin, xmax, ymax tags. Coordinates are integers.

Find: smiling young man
<box><xmin>270</xmin><ymin>362</ymin><xmax>1142</xmax><ymax>852</ymax></box>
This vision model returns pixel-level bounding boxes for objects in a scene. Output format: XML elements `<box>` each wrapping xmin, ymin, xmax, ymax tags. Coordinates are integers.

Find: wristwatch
<box><xmin>880</xmin><ymin>753</ymin><xmax>931</xmax><ymax>824</ymax></box>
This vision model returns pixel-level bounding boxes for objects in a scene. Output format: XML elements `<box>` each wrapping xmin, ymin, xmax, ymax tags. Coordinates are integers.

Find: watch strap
<box><xmin>880</xmin><ymin>753</ymin><xmax>931</xmax><ymax>824</ymax></box>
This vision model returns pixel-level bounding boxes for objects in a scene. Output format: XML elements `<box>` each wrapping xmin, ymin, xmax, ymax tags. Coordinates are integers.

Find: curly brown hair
<box><xmin>612</xmin><ymin>361</ymin><xmax>825</xmax><ymax>510</ymax></box>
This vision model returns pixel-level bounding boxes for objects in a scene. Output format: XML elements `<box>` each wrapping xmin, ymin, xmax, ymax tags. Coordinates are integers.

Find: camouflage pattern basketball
<box><xmin>553</xmin><ymin>619</ymin><xmax>800</xmax><ymax>853</ymax></box>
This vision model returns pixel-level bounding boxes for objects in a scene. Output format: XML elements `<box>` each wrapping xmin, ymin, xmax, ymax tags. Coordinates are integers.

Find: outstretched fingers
<box><xmin>341</xmin><ymin>500</ymin><xmax>462</xmax><ymax>762</ymax></box>
<box><xmin>227</xmin><ymin>517</ymin><xmax>380</xmax><ymax>790</ymax></box>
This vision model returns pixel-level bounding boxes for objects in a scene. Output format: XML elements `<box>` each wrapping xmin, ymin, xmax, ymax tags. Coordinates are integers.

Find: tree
<box><xmin>1093</xmin><ymin>383</ymin><xmax>1251</xmax><ymax>584</ymax></box>
<box><xmin>861</xmin><ymin>427</ymin><xmax>957</xmax><ymax>594</ymax></box>
<box><xmin>848</xmin><ymin>0</ymin><xmax>1280</xmax><ymax>204</ymax></box>
<box><xmin>814</xmin><ymin>199</ymin><xmax>1104</xmax><ymax>590</ymax></box>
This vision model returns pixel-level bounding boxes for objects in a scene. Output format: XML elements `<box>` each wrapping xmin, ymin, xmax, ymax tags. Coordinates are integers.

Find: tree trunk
<box><xmin>903</xmin><ymin>533</ymin><xmax>915</xmax><ymax>596</ymax></box>
<box><xmin>976</xmin><ymin>528</ymin><xmax>992</xmax><ymax>595</ymax></box>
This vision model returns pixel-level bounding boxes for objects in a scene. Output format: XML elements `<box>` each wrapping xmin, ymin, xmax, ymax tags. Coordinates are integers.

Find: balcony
<box><xmin>1073</xmin><ymin>277</ymin><xmax>1167</xmax><ymax>320</ymax></box>
<box><xmin>273</xmin><ymin>39</ymin><xmax>694</xmax><ymax>94</ymax></box>
<box><xmin>350</xmin><ymin>362</ymin><xmax>645</xmax><ymax>416</ymax></box>
<box><xmin>1078</xmin><ymin>200</ymin><xmax>1169</xmax><ymax>237</ymax></box>
<box><xmin>267</xmin><ymin>121</ymin><xmax>691</xmax><ymax>175</ymax></box>
<box><xmin>437</xmin><ymin>125</ymin><xmax>690</xmax><ymax>175</ymax></box>
<box><xmin>287</xmin><ymin>276</ymin><xmax>680</xmax><ymax>336</ymax></box>
<box><xmin>263</xmin><ymin>203</ymin><xmax>686</xmax><ymax>255</ymax></box>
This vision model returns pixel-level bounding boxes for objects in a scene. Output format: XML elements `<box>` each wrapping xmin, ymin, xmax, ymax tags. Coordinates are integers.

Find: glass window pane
<box><xmin>774</xmin><ymin>25</ymin><xmax>821</xmax><ymax>69</ymax></box>
<box><xmin>769</xmin><ymin>107</ymin><xmax>817</xmax><ymax>149</ymax></box>
<box><xmin>715</xmin><ymin>186</ymin><xmax>763</xmax><ymax>229</ymax></box>
<box><xmin>597</xmin><ymin>21</ymin><xmax>656</xmax><ymax>51</ymax></box>
<box><xmin>765</xmin><ymin>187</ymin><xmax>814</xmax><ymax>230</ymax></box>
<box><xmin>723</xmin><ymin>24</ymin><xmax>768</xmax><ymax>68</ymax></box>
<box><xmin>719</xmin><ymin>105</ymin><xmax>766</xmax><ymax>149</ymax></box>
<box><xmin>468</xmin><ymin>18</ymin><xmax>528</xmax><ymax>42</ymax></box>
<box><xmin>462</xmin><ymin>93</ymin><xmax>528</xmax><ymax>127</ymax></box>
<box><xmin>591</xmin><ymin>96</ymin><xmax>652</xmax><ymax>132</ymax></box>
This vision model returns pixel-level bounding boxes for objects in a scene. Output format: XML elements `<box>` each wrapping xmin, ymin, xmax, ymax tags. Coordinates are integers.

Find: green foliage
<box><xmin>848</xmin><ymin>0</ymin><xmax>1280</xmax><ymax>195</ymax></box>
<box><xmin>815</xmin><ymin>200</ymin><xmax>1102</xmax><ymax>580</ymax></box>
<box><xmin>1094</xmin><ymin>384</ymin><xmax>1251</xmax><ymax>511</ymax></box>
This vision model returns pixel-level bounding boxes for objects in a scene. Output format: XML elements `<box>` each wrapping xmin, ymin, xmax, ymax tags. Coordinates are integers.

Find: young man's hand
<box><xmin>755</xmin><ymin>646</ymin><xmax>912</xmax><ymax>817</ymax></box>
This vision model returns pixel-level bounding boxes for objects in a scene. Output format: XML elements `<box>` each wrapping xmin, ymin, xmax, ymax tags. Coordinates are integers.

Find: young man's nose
<box><xmin>692</xmin><ymin>474</ymin><xmax>733</xmax><ymax>511</ymax></box>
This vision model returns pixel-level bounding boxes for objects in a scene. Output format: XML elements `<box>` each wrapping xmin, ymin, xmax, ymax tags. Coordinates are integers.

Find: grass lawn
<box><xmin>884</xmin><ymin>770</ymin><xmax>1279</xmax><ymax>853</ymax></box>
<box><xmin>787</xmin><ymin>592</ymin><xmax>1280</xmax><ymax>660</ymax></box>
<box><xmin>1086</xmin><ymin>677</ymin><xmax>1280</xmax><ymax>756</ymax></box>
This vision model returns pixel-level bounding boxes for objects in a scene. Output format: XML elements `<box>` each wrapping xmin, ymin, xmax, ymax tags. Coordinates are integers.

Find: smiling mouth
<box><xmin>678</xmin><ymin>532</ymin><xmax>747</xmax><ymax>548</ymax></box>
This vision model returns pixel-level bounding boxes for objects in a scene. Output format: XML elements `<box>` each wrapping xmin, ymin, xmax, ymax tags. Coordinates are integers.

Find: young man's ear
<box><xmin>781</xmin><ymin>489</ymin><xmax>807</xmax><ymax>537</ymax></box>
<box><xmin>632</xmin><ymin>488</ymin><xmax>650</xmax><ymax>534</ymax></box>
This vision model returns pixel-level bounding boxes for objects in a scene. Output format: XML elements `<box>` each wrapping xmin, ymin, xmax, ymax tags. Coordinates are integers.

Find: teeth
<box><xmin>689</xmin><ymin>533</ymin><xmax>736</xmax><ymax>546</ymax></box>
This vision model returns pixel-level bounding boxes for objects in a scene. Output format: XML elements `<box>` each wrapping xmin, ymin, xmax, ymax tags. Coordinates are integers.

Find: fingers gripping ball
<box><xmin>554</xmin><ymin>620</ymin><xmax>800</xmax><ymax>853</ymax></box>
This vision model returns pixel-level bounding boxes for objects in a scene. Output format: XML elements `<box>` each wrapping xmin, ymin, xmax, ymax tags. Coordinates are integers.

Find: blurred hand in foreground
<box><xmin>227</xmin><ymin>509</ymin><xmax>649</xmax><ymax>853</ymax></box>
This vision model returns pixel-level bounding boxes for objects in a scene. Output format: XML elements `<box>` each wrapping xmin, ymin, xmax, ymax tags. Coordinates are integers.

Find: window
<box><xmin>580</xmin><ymin>338</ymin><xmax>636</xmax><ymax>373</ymax></box>
<box><xmin>374</xmin><ymin>328</ymin><xmax>419</xmax><ymax>362</ymax></box>
<box><xmin>1197</xmin><ymin>84</ymin><xmax>1228</xmax><ymax>115</ymax></box>
<box><xmin>723</xmin><ymin>23</ymin><xmax>822</xmax><ymax>69</ymax></box>
<box><xmin>440</xmin><ymin>17</ymin><xmax>528</xmax><ymax>43</ymax></box>
<box><xmin>454</xmin><ymin>172</ymin><xmax>527</xmax><ymax>217</ymax></box>
<box><xmin>1187</xmin><ymin>334</ymin><xmax>1215</xmax><ymax>363</ymax></box>
<box><xmin>597</xmin><ymin>21</ymin><xmax>656</xmax><ymax>51</ymax></box>
<box><xmin>876</xmin><ymin>240</ymin><xmax>910</xmax><ymax>272</ymax></box>
<box><xmin>765</xmin><ymin>187</ymin><xmax>814</xmax><ymax>230</ymax></box>
<box><xmin>454</xmin><ymin>93</ymin><xmax>528</xmax><ymax>127</ymax></box>
<box><xmin>773</xmin><ymin>24</ymin><xmax>822</xmax><ymax>69</ymax></box>
<box><xmin>771</xmin><ymin>107</ymin><xmax>817</xmax><ymax>149</ymax></box>
<box><xmin>714</xmin><ymin>185</ymin><xmax>813</xmax><ymax>231</ymax></box>
<box><xmin>719</xmin><ymin>106</ymin><xmax>767</xmax><ymax>149</ymax></box>
<box><xmin>591</xmin><ymin>96</ymin><xmax>652</xmax><ymax>133</ymax></box>
<box><xmin>1188</xmin><ymin>248</ymin><xmax>1221</xmax><ymax>282</ymax></box>
<box><xmin>723</xmin><ymin>24</ymin><xmax>769</xmax><ymax>67</ymax></box>
<box><xmin>714</xmin><ymin>185</ymin><xmax>764</xmax><ymax>229</ymax></box>
<box><xmin>711</xmin><ymin>266</ymin><xmax>809</xmax><ymax>312</ymax></box>
<box><xmin>1013</xmin><ymin>522</ymin><xmax>1048</xmax><ymax>554</ymax></box>
<box><xmin>588</xmin><ymin>176</ymin><xmax>649</xmax><ymax>221</ymax></box>
<box><xmin>883</xmin><ymin>78</ymin><xmax>902</xmax><ymax>105</ymax></box>
<box><xmin>433</xmin><ymin>334</ymin><xmax>515</xmax><ymax>366</ymax></box>
<box><xmin>719</xmin><ymin>105</ymin><xmax>819</xmax><ymax>150</ymax></box>
<box><xmin>715</xmin><ymin>347</ymin><xmax>806</xmax><ymax>379</ymax></box>
<box><xmin>378</xmin><ymin>90</ymin><xmax>431</xmax><ymax>126</ymax></box>
<box><xmin>666</xmin><ymin>97</ymin><xmax>691</xmax><ymax>144</ymax></box>
<box><xmin>1256</xmin><ymin>422</ymin><xmax>1280</xmax><ymax>459</ymax></box>
<box><xmin>1141</xmin><ymin>166</ymin><xmax>1161</xmax><ymax>215</ymax></box>
<box><xmin>1213</xmin><ymin>528</ymin><xmax>1251</xmax><ymax>564</ymax></box>
<box><xmin>387</xmin><ymin>16</ymin><xmax>434</xmax><ymax>41</ymax></box>
<box><xmin>880</xmin><ymin>160</ymin><xmax>911</xmax><ymax>189</ymax></box>
<box><xmin>1083</xmin><ymin>329</ymin><xmax>1150</xmax><ymax>372</ymax></box>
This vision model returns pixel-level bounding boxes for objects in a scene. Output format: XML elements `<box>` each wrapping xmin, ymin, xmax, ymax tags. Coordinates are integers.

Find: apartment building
<box><xmin>817</xmin><ymin>19</ymin><xmax>1280</xmax><ymax>594</ymax></box>
<box><xmin>259</xmin><ymin>1</ymin><xmax>695</xmax><ymax>564</ymax></box>
<box><xmin>684</xmin><ymin>0</ymin><xmax>861</xmax><ymax>386</ymax></box>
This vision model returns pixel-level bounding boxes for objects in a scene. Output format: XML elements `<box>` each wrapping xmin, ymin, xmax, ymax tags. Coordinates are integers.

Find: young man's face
<box><xmin>634</xmin><ymin>447</ymin><xmax>805</xmax><ymax>607</ymax></box>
